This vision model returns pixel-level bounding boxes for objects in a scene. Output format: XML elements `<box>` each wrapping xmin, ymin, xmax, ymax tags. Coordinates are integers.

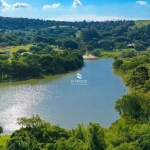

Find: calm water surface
<box><xmin>0</xmin><ymin>59</ymin><xmax>129</xmax><ymax>134</ymax></box>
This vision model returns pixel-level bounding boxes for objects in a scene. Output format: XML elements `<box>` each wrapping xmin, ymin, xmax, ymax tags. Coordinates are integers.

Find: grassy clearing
<box><xmin>101</xmin><ymin>51</ymin><xmax>121</xmax><ymax>58</ymax></box>
<box><xmin>135</xmin><ymin>20</ymin><xmax>150</xmax><ymax>27</ymax></box>
<box><xmin>0</xmin><ymin>45</ymin><xmax>31</xmax><ymax>56</ymax></box>
<box><xmin>0</xmin><ymin>135</ymin><xmax>10</xmax><ymax>149</ymax></box>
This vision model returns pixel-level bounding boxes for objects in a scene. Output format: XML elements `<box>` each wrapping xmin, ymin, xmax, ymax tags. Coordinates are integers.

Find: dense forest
<box><xmin>0</xmin><ymin>16</ymin><xmax>150</xmax><ymax>51</ymax></box>
<box><xmin>0</xmin><ymin>17</ymin><xmax>150</xmax><ymax>149</ymax></box>
<box><xmin>0</xmin><ymin>47</ymin><xmax>83</xmax><ymax>81</ymax></box>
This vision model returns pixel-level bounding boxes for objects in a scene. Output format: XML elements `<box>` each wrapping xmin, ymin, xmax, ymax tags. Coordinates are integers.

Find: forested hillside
<box><xmin>0</xmin><ymin>17</ymin><xmax>150</xmax><ymax>51</ymax></box>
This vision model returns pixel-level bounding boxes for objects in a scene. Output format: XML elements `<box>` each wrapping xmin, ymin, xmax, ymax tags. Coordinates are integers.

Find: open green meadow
<box><xmin>0</xmin><ymin>135</ymin><xmax>10</xmax><ymax>149</ymax></box>
<box><xmin>135</xmin><ymin>20</ymin><xmax>150</xmax><ymax>27</ymax></box>
<box><xmin>101</xmin><ymin>51</ymin><xmax>121</xmax><ymax>58</ymax></box>
<box><xmin>0</xmin><ymin>45</ymin><xmax>31</xmax><ymax>56</ymax></box>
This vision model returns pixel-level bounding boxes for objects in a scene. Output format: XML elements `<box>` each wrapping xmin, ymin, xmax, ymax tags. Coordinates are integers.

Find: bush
<box><xmin>29</xmin><ymin>46</ymin><xmax>41</xmax><ymax>52</ymax></box>
<box><xmin>113</xmin><ymin>59</ymin><xmax>123</xmax><ymax>69</ymax></box>
<box><xmin>92</xmin><ymin>49</ymin><xmax>101</xmax><ymax>56</ymax></box>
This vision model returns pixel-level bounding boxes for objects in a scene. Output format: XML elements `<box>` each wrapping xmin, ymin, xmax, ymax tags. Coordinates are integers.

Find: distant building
<box><xmin>127</xmin><ymin>43</ymin><xmax>135</xmax><ymax>48</ymax></box>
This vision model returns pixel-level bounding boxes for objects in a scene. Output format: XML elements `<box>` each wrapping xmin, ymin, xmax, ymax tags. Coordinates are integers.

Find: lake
<box><xmin>0</xmin><ymin>59</ymin><xmax>129</xmax><ymax>134</ymax></box>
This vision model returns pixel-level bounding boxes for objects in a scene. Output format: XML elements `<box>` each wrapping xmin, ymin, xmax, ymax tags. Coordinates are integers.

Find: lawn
<box><xmin>0</xmin><ymin>135</ymin><xmax>10</xmax><ymax>149</ymax></box>
<box><xmin>101</xmin><ymin>51</ymin><xmax>121</xmax><ymax>58</ymax></box>
<box><xmin>0</xmin><ymin>45</ymin><xmax>31</xmax><ymax>56</ymax></box>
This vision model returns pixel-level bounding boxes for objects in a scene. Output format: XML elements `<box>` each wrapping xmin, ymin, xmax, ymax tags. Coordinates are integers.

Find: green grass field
<box><xmin>135</xmin><ymin>20</ymin><xmax>150</xmax><ymax>27</ymax></box>
<box><xmin>0</xmin><ymin>135</ymin><xmax>10</xmax><ymax>149</ymax></box>
<box><xmin>0</xmin><ymin>44</ymin><xmax>63</xmax><ymax>56</ymax></box>
<box><xmin>101</xmin><ymin>51</ymin><xmax>121</xmax><ymax>58</ymax></box>
<box><xmin>0</xmin><ymin>45</ymin><xmax>31</xmax><ymax>56</ymax></box>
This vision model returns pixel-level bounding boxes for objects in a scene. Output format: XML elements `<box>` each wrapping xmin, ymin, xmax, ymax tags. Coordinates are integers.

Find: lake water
<box><xmin>0</xmin><ymin>59</ymin><xmax>129</xmax><ymax>134</ymax></box>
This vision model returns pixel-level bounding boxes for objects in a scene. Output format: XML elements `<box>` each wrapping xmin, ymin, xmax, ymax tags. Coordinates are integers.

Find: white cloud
<box><xmin>43</xmin><ymin>3</ymin><xmax>60</xmax><ymax>9</ymax></box>
<box><xmin>0</xmin><ymin>0</ymin><xmax>11</xmax><ymax>10</ymax></box>
<box><xmin>73</xmin><ymin>0</ymin><xmax>82</xmax><ymax>7</ymax></box>
<box><xmin>12</xmin><ymin>3</ymin><xmax>31</xmax><ymax>9</ymax></box>
<box><xmin>136</xmin><ymin>1</ymin><xmax>147</xmax><ymax>5</ymax></box>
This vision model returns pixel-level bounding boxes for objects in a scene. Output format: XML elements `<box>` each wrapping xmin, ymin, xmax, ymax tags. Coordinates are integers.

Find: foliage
<box><xmin>63</xmin><ymin>40</ymin><xmax>78</xmax><ymax>50</ymax></box>
<box><xmin>120</xmin><ymin>50</ymin><xmax>136</xmax><ymax>58</ymax></box>
<box><xmin>0</xmin><ymin>18</ymin><xmax>149</xmax><ymax>51</ymax></box>
<box><xmin>0</xmin><ymin>49</ymin><xmax>83</xmax><ymax>81</ymax></box>
<box><xmin>0</xmin><ymin>55</ymin><xmax>8</xmax><ymax>60</ymax></box>
<box><xmin>135</xmin><ymin>44</ymin><xmax>146</xmax><ymax>51</ymax></box>
<box><xmin>113</xmin><ymin>59</ymin><xmax>123</xmax><ymax>69</ymax></box>
<box><xmin>91</xmin><ymin>49</ymin><xmax>101</xmax><ymax>56</ymax></box>
<box><xmin>0</xmin><ymin>126</ymin><xmax>3</xmax><ymax>134</ymax></box>
<box><xmin>7</xmin><ymin>116</ymin><xmax>106</xmax><ymax>150</ymax></box>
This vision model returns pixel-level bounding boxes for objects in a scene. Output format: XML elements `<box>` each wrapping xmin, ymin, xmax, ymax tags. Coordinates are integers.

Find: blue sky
<box><xmin>0</xmin><ymin>0</ymin><xmax>150</xmax><ymax>21</ymax></box>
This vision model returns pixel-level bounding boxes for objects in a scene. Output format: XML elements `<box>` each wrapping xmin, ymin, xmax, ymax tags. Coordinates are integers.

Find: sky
<box><xmin>0</xmin><ymin>0</ymin><xmax>150</xmax><ymax>21</ymax></box>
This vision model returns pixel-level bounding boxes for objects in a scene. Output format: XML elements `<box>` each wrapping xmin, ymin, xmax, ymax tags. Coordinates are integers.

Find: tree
<box><xmin>0</xmin><ymin>60</ymin><xmax>10</xmax><ymax>80</ymax></box>
<box><xmin>63</xmin><ymin>40</ymin><xmax>78</xmax><ymax>50</ymax></box>
<box><xmin>17</xmin><ymin>115</ymin><xmax>43</xmax><ymax>129</ymax></box>
<box><xmin>115</xmin><ymin>93</ymin><xmax>142</xmax><ymax>119</ymax></box>
<box><xmin>129</xmin><ymin>66</ymin><xmax>149</xmax><ymax>87</ymax></box>
<box><xmin>56</xmin><ymin>40</ymin><xmax>63</xmax><ymax>47</ymax></box>
<box><xmin>113</xmin><ymin>59</ymin><xmax>123</xmax><ymax>69</ymax></box>
<box><xmin>120</xmin><ymin>50</ymin><xmax>136</xmax><ymax>58</ymax></box>
<box><xmin>10</xmin><ymin>61</ymin><xmax>30</xmax><ymax>79</ymax></box>
<box><xmin>37</xmin><ymin>43</ymin><xmax>47</xmax><ymax>49</ymax></box>
<box><xmin>0</xmin><ymin>126</ymin><xmax>3</xmax><ymax>134</ymax></box>
<box><xmin>86</xmin><ymin>45</ymin><xmax>94</xmax><ymax>51</ymax></box>
<box><xmin>40</xmin><ymin>54</ymin><xmax>54</xmax><ymax>73</ymax></box>
<box><xmin>144</xmin><ymin>80</ymin><xmax>150</xmax><ymax>91</ymax></box>
<box><xmin>35</xmin><ymin>36</ymin><xmax>43</xmax><ymax>43</ymax></box>
<box><xmin>135</xmin><ymin>44</ymin><xmax>146</xmax><ymax>51</ymax></box>
<box><xmin>29</xmin><ymin>45</ymin><xmax>41</xmax><ymax>53</ymax></box>
<box><xmin>92</xmin><ymin>49</ymin><xmax>101</xmax><ymax>56</ymax></box>
<box><xmin>98</xmin><ymin>40</ymin><xmax>113</xmax><ymax>50</ymax></box>
<box><xmin>42</xmin><ymin>46</ymin><xmax>54</xmax><ymax>53</ymax></box>
<box><xmin>88</xmin><ymin>122</ymin><xmax>106</xmax><ymax>150</ymax></box>
<box><xmin>115</xmin><ymin>143</ymin><xmax>142</xmax><ymax>150</ymax></box>
<box><xmin>0</xmin><ymin>54</ymin><xmax>8</xmax><ymax>60</ymax></box>
<box><xmin>81</xmin><ymin>27</ymin><xmax>100</xmax><ymax>42</ymax></box>
<box><xmin>48</xmin><ymin>38</ymin><xmax>55</xmax><ymax>45</ymax></box>
<box><xmin>138</xmin><ymin>134</ymin><xmax>150</xmax><ymax>150</ymax></box>
<box><xmin>16</xmin><ymin>49</ymin><xmax>27</xmax><ymax>54</ymax></box>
